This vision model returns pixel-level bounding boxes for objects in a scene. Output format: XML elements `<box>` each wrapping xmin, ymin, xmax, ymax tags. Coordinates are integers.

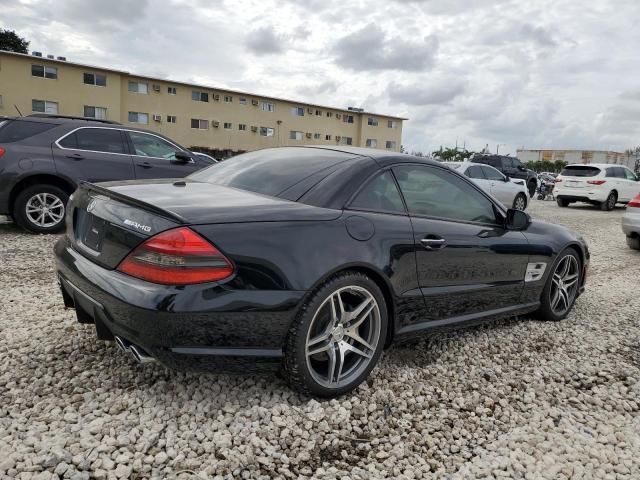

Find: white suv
<box><xmin>555</xmin><ymin>164</ymin><xmax>640</xmax><ymax>211</ymax></box>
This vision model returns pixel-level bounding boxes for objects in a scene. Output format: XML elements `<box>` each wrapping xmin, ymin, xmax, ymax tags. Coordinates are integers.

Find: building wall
<box><xmin>517</xmin><ymin>149</ymin><xmax>635</xmax><ymax>169</ymax></box>
<box><xmin>0</xmin><ymin>51</ymin><xmax>404</xmax><ymax>154</ymax></box>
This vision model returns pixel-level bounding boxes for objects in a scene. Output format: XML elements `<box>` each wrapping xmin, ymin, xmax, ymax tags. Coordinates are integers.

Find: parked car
<box><xmin>444</xmin><ymin>161</ymin><xmax>528</xmax><ymax>210</ymax></box>
<box><xmin>191</xmin><ymin>151</ymin><xmax>219</xmax><ymax>163</ymax></box>
<box><xmin>55</xmin><ymin>146</ymin><xmax>589</xmax><ymax>398</ymax></box>
<box><xmin>470</xmin><ymin>154</ymin><xmax>538</xmax><ymax>197</ymax></box>
<box><xmin>622</xmin><ymin>193</ymin><xmax>640</xmax><ymax>250</ymax></box>
<box><xmin>0</xmin><ymin>115</ymin><xmax>212</xmax><ymax>233</ymax></box>
<box><xmin>555</xmin><ymin>164</ymin><xmax>640</xmax><ymax>211</ymax></box>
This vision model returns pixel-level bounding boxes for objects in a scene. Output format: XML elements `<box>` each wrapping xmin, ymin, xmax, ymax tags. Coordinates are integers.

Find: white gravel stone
<box><xmin>1</xmin><ymin>200</ymin><xmax>639</xmax><ymax>479</ymax></box>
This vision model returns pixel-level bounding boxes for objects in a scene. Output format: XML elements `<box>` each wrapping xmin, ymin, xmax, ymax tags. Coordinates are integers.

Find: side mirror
<box><xmin>173</xmin><ymin>151</ymin><xmax>193</xmax><ymax>163</ymax></box>
<box><xmin>505</xmin><ymin>208</ymin><xmax>531</xmax><ymax>231</ymax></box>
<box><xmin>503</xmin><ymin>175</ymin><xmax>510</xmax><ymax>182</ymax></box>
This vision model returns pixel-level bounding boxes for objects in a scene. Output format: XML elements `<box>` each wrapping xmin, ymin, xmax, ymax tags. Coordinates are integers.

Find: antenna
<box><xmin>14</xmin><ymin>105</ymin><xmax>23</xmax><ymax>116</ymax></box>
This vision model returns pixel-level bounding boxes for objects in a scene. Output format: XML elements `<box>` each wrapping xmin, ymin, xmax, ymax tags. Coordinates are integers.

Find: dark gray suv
<box><xmin>470</xmin><ymin>154</ymin><xmax>538</xmax><ymax>197</ymax></box>
<box><xmin>0</xmin><ymin>115</ymin><xmax>214</xmax><ymax>233</ymax></box>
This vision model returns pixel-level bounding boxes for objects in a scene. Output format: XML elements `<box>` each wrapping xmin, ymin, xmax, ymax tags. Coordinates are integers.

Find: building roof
<box><xmin>0</xmin><ymin>50</ymin><xmax>408</xmax><ymax>120</ymax></box>
<box><xmin>517</xmin><ymin>148</ymin><xmax>625</xmax><ymax>155</ymax></box>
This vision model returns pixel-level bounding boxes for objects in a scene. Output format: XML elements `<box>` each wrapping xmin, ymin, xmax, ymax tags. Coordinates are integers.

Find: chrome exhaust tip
<box><xmin>114</xmin><ymin>335</ymin><xmax>156</xmax><ymax>364</ymax></box>
<box><xmin>114</xmin><ymin>335</ymin><xmax>129</xmax><ymax>353</ymax></box>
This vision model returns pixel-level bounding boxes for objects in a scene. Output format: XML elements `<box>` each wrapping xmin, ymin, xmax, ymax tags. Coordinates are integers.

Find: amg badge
<box><xmin>123</xmin><ymin>219</ymin><xmax>152</xmax><ymax>233</ymax></box>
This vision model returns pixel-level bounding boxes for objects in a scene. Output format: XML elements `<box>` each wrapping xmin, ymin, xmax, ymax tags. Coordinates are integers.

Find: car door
<box><xmin>392</xmin><ymin>164</ymin><xmax>530</xmax><ymax>329</ymax></box>
<box><xmin>481</xmin><ymin>165</ymin><xmax>514</xmax><ymax>205</ymax></box>
<box><xmin>604</xmin><ymin>167</ymin><xmax>622</xmax><ymax>198</ymax></box>
<box><xmin>622</xmin><ymin>167</ymin><xmax>640</xmax><ymax>200</ymax></box>
<box><xmin>53</xmin><ymin>127</ymin><xmax>136</xmax><ymax>183</ymax></box>
<box><xmin>125</xmin><ymin>130</ymin><xmax>202</xmax><ymax>179</ymax></box>
<box><xmin>463</xmin><ymin>164</ymin><xmax>492</xmax><ymax>194</ymax></box>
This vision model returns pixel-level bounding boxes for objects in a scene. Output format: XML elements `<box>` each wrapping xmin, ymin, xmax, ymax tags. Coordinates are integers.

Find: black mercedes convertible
<box><xmin>55</xmin><ymin>146</ymin><xmax>589</xmax><ymax>397</ymax></box>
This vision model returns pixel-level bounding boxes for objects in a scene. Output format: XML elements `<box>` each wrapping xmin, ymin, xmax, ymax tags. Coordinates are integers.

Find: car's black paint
<box><xmin>55</xmin><ymin>146</ymin><xmax>589</xmax><ymax>373</ymax></box>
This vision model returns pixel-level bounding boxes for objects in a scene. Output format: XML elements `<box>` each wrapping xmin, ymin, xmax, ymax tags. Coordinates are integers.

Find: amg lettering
<box><xmin>123</xmin><ymin>219</ymin><xmax>152</xmax><ymax>232</ymax></box>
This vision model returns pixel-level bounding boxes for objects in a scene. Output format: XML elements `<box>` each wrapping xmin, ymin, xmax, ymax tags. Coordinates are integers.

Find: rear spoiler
<box><xmin>78</xmin><ymin>181</ymin><xmax>187</xmax><ymax>224</ymax></box>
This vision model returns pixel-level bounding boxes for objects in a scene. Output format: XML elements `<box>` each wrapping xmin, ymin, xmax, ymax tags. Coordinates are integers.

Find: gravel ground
<box><xmin>0</xmin><ymin>200</ymin><xmax>639</xmax><ymax>480</ymax></box>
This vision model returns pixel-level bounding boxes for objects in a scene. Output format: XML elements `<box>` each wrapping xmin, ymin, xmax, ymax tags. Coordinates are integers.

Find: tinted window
<box><xmin>614</xmin><ymin>167</ymin><xmax>626</xmax><ymax>179</ymax></box>
<box><xmin>67</xmin><ymin>128</ymin><xmax>125</xmax><ymax>154</ymax></box>
<box><xmin>129</xmin><ymin>131</ymin><xmax>180</xmax><ymax>160</ymax></box>
<box><xmin>481</xmin><ymin>165</ymin><xmax>505</xmax><ymax>181</ymax></box>
<box><xmin>0</xmin><ymin>120</ymin><xmax>56</xmax><ymax>143</ymax></box>
<box><xmin>561</xmin><ymin>166</ymin><xmax>601</xmax><ymax>177</ymax></box>
<box><xmin>350</xmin><ymin>171</ymin><xmax>405</xmax><ymax>214</ymax></box>
<box><xmin>394</xmin><ymin>165</ymin><xmax>498</xmax><ymax>224</ymax></box>
<box><xmin>623</xmin><ymin>168</ymin><xmax>637</xmax><ymax>181</ymax></box>
<box><xmin>189</xmin><ymin>148</ymin><xmax>353</xmax><ymax>197</ymax></box>
<box><xmin>475</xmin><ymin>157</ymin><xmax>500</xmax><ymax>168</ymax></box>
<box><xmin>605</xmin><ymin>168</ymin><xmax>616</xmax><ymax>178</ymax></box>
<box><xmin>465</xmin><ymin>165</ymin><xmax>486</xmax><ymax>179</ymax></box>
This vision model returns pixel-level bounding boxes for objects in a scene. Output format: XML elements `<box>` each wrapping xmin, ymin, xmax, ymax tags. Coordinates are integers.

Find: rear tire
<box><xmin>513</xmin><ymin>193</ymin><xmax>527</xmax><ymax>211</ymax></box>
<box><xmin>282</xmin><ymin>272</ymin><xmax>387</xmax><ymax>398</ymax></box>
<box><xmin>536</xmin><ymin>248</ymin><xmax>582</xmax><ymax>321</ymax></box>
<box><xmin>600</xmin><ymin>191</ymin><xmax>617</xmax><ymax>211</ymax></box>
<box><xmin>13</xmin><ymin>184</ymin><xmax>68</xmax><ymax>234</ymax></box>
<box><xmin>627</xmin><ymin>236</ymin><xmax>640</xmax><ymax>250</ymax></box>
<box><xmin>557</xmin><ymin>198</ymin><xmax>569</xmax><ymax>207</ymax></box>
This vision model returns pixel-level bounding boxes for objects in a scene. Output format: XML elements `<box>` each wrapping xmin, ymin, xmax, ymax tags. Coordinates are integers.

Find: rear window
<box><xmin>0</xmin><ymin>119</ymin><xmax>57</xmax><ymax>143</ymax></box>
<box><xmin>560</xmin><ymin>166</ymin><xmax>601</xmax><ymax>177</ymax></box>
<box><xmin>189</xmin><ymin>147</ymin><xmax>354</xmax><ymax>197</ymax></box>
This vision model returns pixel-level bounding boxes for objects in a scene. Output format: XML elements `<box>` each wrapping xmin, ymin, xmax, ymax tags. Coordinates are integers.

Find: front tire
<box><xmin>600</xmin><ymin>191</ymin><xmax>617</xmax><ymax>211</ymax></box>
<box><xmin>627</xmin><ymin>236</ymin><xmax>640</xmax><ymax>250</ymax></box>
<box><xmin>513</xmin><ymin>193</ymin><xmax>527</xmax><ymax>211</ymax></box>
<box><xmin>13</xmin><ymin>185</ymin><xmax>69</xmax><ymax>234</ymax></box>
<box><xmin>283</xmin><ymin>272</ymin><xmax>387</xmax><ymax>398</ymax></box>
<box><xmin>536</xmin><ymin>249</ymin><xmax>581</xmax><ymax>321</ymax></box>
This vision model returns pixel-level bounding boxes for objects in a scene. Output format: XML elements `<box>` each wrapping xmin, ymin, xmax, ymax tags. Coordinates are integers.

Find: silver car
<box><xmin>622</xmin><ymin>193</ymin><xmax>640</xmax><ymax>250</ymax></box>
<box><xmin>444</xmin><ymin>162</ymin><xmax>529</xmax><ymax>210</ymax></box>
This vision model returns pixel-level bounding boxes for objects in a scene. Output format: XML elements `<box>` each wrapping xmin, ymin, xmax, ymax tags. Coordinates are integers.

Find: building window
<box><xmin>223</xmin><ymin>122</ymin><xmax>232</xmax><ymax>129</ymax></box>
<box><xmin>167</xmin><ymin>115</ymin><xmax>177</xmax><ymax>123</ymax></box>
<box><xmin>368</xmin><ymin>117</ymin><xmax>378</xmax><ymax>126</ymax></box>
<box><xmin>32</xmin><ymin>99</ymin><xmax>58</xmax><ymax>114</ymax></box>
<box><xmin>191</xmin><ymin>119</ymin><xmax>209</xmax><ymax>129</ymax></box>
<box><xmin>289</xmin><ymin>130</ymin><xmax>303</xmax><ymax>140</ymax></box>
<box><xmin>315</xmin><ymin>109</ymin><xmax>322</xmax><ymax>116</ymax></box>
<box><xmin>128</xmin><ymin>81</ymin><xmax>148</xmax><ymax>94</ymax></box>
<box><xmin>325</xmin><ymin>134</ymin><xmax>332</xmax><ymax>140</ymax></box>
<box><xmin>291</xmin><ymin>107</ymin><xmax>304</xmax><ymax>116</ymax></box>
<box><xmin>260</xmin><ymin>127</ymin><xmax>275</xmax><ymax>137</ymax></box>
<box><xmin>313</xmin><ymin>133</ymin><xmax>321</xmax><ymax>140</ymax></box>
<box><xmin>342</xmin><ymin>137</ymin><xmax>353</xmax><ymax>145</ymax></box>
<box><xmin>31</xmin><ymin>65</ymin><xmax>57</xmax><ymax>79</ymax></box>
<box><xmin>128</xmin><ymin>111</ymin><xmax>148</xmax><ymax>124</ymax></box>
<box><xmin>366</xmin><ymin>139</ymin><xmax>377</xmax><ymax>148</ymax></box>
<box><xmin>224</xmin><ymin>95</ymin><xmax>233</xmax><ymax>103</ymax></box>
<box><xmin>386</xmin><ymin>141</ymin><xmax>397</xmax><ymax>149</ymax></box>
<box><xmin>388</xmin><ymin>120</ymin><xmax>397</xmax><ymax>128</ymax></box>
<box><xmin>239</xmin><ymin>124</ymin><xmax>247</xmax><ymax>131</ymax></box>
<box><xmin>192</xmin><ymin>91</ymin><xmax>209</xmax><ymax>102</ymax></box>
<box><xmin>84</xmin><ymin>106</ymin><xmax>107</xmax><ymax>120</ymax></box>
<box><xmin>262</xmin><ymin>102</ymin><xmax>275</xmax><ymax>112</ymax></box>
<box><xmin>343</xmin><ymin>115</ymin><xmax>354</xmax><ymax>124</ymax></box>
<box><xmin>83</xmin><ymin>72</ymin><xmax>106</xmax><ymax>86</ymax></box>
<box><xmin>326</xmin><ymin>112</ymin><xmax>333</xmax><ymax>118</ymax></box>
<box><xmin>168</xmin><ymin>87</ymin><xmax>177</xmax><ymax>95</ymax></box>
<box><xmin>239</xmin><ymin>97</ymin><xmax>247</xmax><ymax>105</ymax></box>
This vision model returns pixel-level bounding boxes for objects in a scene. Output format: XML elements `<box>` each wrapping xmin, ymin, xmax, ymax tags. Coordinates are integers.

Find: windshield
<box><xmin>189</xmin><ymin>147</ymin><xmax>355</xmax><ymax>197</ymax></box>
<box><xmin>560</xmin><ymin>166</ymin><xmax>601</xmax><ymax>177</ymax></box>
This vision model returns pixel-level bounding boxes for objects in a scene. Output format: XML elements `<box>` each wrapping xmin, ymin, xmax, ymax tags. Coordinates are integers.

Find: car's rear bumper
<box><xmin>622</xmin><ymin>211</ymin><xmax>640</xmax><ymax>237</ymax></box>
<box><xmin>556</xmin><ymin>187</ymin><xmax>608</xmax><ymax>203</ymax></box>
<box><xmin>54</xmin><ymin>236</ymin><xmax>305</xmax><ymax>372</ymax></box>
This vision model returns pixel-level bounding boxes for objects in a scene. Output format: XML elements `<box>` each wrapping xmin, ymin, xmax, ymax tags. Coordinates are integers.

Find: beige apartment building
<box><xmin>0</xmin><ymin>51</ymin><xmax>405</xmax><ymax>156</ymax></box>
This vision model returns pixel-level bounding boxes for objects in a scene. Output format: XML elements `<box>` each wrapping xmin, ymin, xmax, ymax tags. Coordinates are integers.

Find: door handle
<box><xmin>420</xmin><ymin>237</ymin><xmax>447</xmax><ymax>250</ymax></box>
<box><xmin>137</xmin><ymin>162</ymin><xmax>152</xmax><ymax>169</ymax></box>
<box><xmin>66</xmin><ymin>153</ymin><xmax>84</xmax><ymax>160</ymax></box>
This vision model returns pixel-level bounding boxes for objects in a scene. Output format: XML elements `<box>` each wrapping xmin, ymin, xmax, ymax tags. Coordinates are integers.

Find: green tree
<box><xmin>432</xmin><ymin>146</ymin><xmax>476</xmax><ymax>161</ymax></box>
<box><xmin>0</xmin><ymin>29</ymin><xmax>29</xmax><ymax>54</ymax></box>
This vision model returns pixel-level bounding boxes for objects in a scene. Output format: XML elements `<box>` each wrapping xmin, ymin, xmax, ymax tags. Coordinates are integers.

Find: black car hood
<box><xmin>100</xmin><ymin>179</ymin><xmax>342</xmax><ymax>224</ymax></box>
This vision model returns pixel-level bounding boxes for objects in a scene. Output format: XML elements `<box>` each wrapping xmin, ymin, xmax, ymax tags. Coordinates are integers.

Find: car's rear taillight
<box><xmin>628</xmin><ymin>193</ymin><xmax>640</xmax><ymax>208</ymax></box>
<box><xmin>117</xmin><ymin>227</ymin><xmax>234</xmax><ymax>285</ymax></box>
<box><xmin>0</xmin><ymin>147</ymin><xmax>5</xmax><ymax>158</ymax></box>
<box><xmin>587</xmin><ymin>180</ymin><xmax>606</xmax><ymax>185</ymax></box>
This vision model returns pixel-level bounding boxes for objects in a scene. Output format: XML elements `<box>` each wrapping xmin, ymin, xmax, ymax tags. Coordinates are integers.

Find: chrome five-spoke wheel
<box><xmin>25</xmin><ymin>193</ymin><xmax>65</xmax><ymax>228</ymax></box>
<box><xmin>305</xmin><ymin>286</ymin><xmax>381</xmax><ymax>388</ymax></box>
<box><xmin>549</xmin><ymin>254</ymin><xmax>580</xmax><ymax>316</ymax></box>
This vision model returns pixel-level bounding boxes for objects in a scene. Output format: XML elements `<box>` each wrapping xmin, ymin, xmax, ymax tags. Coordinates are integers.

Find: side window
<box><xmin>614</xmin><ymin>167</ymin><xmax>626</xmax><ymax>179</ymax></box>
<box><xmin>68</xmin><ymin>128</ymin><xmax>125</xmax><ymax>154</ymax></box>
<box><xmin>128</xmin><ymin>131</ymin><xmax>181</xmax><ymax>160</ymax></box>
<box><xmin>623</xmin><ymin>168</ymin><xmax>637</xmax><ymax>181</ymax></box>
<box><xmin>394</xmin><ymin>165</ymin><xmax>498</xmax><ymax>224</ymax></box>
<box><xmin>605</xmin><ymin>168</ymin><xmax>616</xmax><ymax>178</ymax></box>
<box><xmin>349</xmin><ymin>171</ymin><xmax>405</xmax><ymax>214</ymax></box>
<box><xmin>465</xmin><ymin>165</ymin><xmax>486</xmax><ymax>179</ymax></box>
<box><xmin>481</xmin><ymin>166</ymin><xmax>505</xmax><ymax>181</ymax></box>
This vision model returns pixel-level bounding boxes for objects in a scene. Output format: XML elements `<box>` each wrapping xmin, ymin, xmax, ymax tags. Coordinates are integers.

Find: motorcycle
<box><xmin>537</xmin><ymin>178</ymin><xmax>555</xmax><ymax>200</ymax></box>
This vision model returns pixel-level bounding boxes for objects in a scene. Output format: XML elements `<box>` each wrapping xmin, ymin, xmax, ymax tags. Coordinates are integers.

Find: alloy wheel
<box><xmin>514</xmin><ymin>195</ymin><xmax>526</xmax><ymax>211</ymax></box>
<box><xmin>549</xmin><ymin>255</ymin><xmax>580</xmax><ymax>316</ymax></box>
<box><xmin>305</xmin><ymin>286</ymin><xmax>381</xmax><ymax>389</ymax></box>
<box><xmin>25</xmin><ymin>193</ymin><xmax>65</xmax><ymax>228</ymax></box>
